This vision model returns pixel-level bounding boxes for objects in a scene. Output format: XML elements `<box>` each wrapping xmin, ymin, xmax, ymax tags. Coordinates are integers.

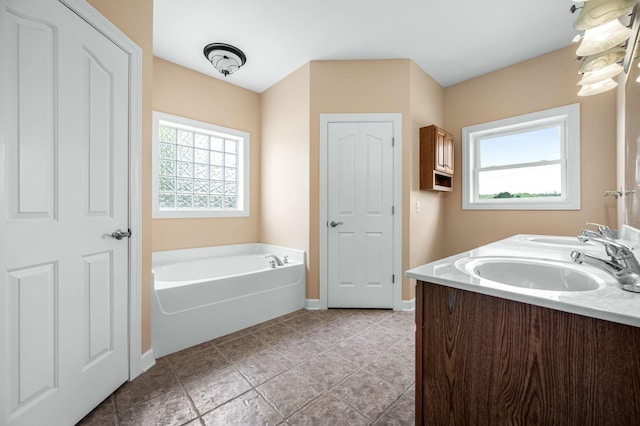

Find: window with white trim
<box><xmin>462</xmin><ymin>103</ymin><xmax>580</xmax><ymax>210</ymax></box>
<box><xmin>152</xmin><ymin>111</ymin><xmax>250</xmax><ymax>218</ymax></box>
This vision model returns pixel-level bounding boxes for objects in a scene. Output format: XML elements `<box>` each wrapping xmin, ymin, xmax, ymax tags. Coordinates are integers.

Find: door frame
<box><xmin>319</xmin><ymin>113</ymin><xmax>402</xmax><ymax>310</ymax></box>
<box><xmin>61</xmin><ymin>0</ymin><xmax>143</xmax><ymax>379</ymax></box>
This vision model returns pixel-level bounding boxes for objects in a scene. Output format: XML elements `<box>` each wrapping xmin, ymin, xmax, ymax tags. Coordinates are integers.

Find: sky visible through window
<box><xmin>478</xmin><ymin>126</ymin><xmax>562</xmax><ymax>197</ymax></box>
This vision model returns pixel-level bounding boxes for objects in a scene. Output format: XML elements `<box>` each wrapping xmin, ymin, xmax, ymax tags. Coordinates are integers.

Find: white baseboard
<box><xmin>140</xmin><ymin>348</ymin><xmax>156</xmax><ymax>373</ymax></box>
<box><xmin>305</xmin><ymin>299</ymin><xmax>321</xmax><ymax>310</ymax></box>
<box><xmin>401</xmin><ymin>298</ymin><xmax>415</xmax><ymax>312</ymax></box>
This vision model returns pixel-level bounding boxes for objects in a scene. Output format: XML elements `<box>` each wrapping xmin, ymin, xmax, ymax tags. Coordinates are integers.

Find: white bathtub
<box><xmin>152</xmin><ymin>244</ymin><xmax>306</xmax><ymax>357</ymax></box>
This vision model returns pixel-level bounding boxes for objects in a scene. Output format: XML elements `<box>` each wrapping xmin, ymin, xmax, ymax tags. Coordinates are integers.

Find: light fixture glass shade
<box><xmin>579</xmin><ymin>46</ymin><xmax>626</xmax><ymax>72</ymax></box>
<box><xmin>576</xmin><ymin>19</ymin><xmax>632</xmax><ymax>56</ymax></box>
<box><xmin>575</xmin><ymin>0</ymin><xmax>636</xmax><ymax>30</ymax></box>
<box><xmin>577</xmin><ymin>77</ymin><xmax>618</xmax><ymax>96</ymax></box>
<box><xmin>578</xmin><ymin>63</ymin><xmax>623</xmax><ymax>85</ymax></box>
<box><xmin>203</xmin><ymin>43</ymin><xmax>246</xmax><ymax>76</ymax></box>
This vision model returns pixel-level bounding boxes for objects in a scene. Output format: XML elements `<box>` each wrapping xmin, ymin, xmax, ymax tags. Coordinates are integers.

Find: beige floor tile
<box><xmin>235</xmin><ymin>348</ymin><xmax>294</xmax><ymax>386</ymax></box>
<box><xmin>183</xmin><ymin>366</ymin><xmax>252</xmax><ymax>414</ymax></box>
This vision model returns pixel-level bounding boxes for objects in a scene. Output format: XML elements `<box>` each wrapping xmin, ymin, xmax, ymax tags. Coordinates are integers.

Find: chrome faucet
<box><xmin>264</xmin><ymin>254</ymin><xmax>284</xmax><ymax>267</ymax></box>
<box><xmin>583</xmin><ymin>222</ymin><xmax>618</xmax><ymax>239</ymax></box>
<box><xmin>570</xmin><ymin>235</ymin><xmax>640</xmax><ymax>292</ymax></box>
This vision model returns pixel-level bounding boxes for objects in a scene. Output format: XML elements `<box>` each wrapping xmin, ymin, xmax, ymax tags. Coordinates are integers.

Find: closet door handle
<box><xmin>330</xmin><ymin>221</ymin><xmax>343</xmax><ymax>228</ymax></box>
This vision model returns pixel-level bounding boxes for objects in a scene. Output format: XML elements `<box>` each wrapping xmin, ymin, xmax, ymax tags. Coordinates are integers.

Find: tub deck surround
<box><xmin>406</xmin><ymin>231</ymin><xmax>640</xmax><ymax>327</ymax></box>
<box><xmin>152</xmin><ymin>244</ymin><xmax>306</xmax><ymax>358</ymax></box>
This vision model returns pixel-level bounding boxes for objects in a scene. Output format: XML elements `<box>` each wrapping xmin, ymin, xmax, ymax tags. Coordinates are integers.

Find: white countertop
<box><xmin>405</xmin><ymin>233</ymin><xmax>640</xmax><ymax>328</ymax></box>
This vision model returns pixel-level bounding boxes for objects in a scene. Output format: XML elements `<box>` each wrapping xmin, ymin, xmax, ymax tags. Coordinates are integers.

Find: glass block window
<box><xmin>153</xmin><ymin>112</ymin><xmax>250</xmax><ymax>218</ymax></box>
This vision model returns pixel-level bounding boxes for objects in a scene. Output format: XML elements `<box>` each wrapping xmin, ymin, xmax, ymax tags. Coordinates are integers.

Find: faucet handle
<box><xmin>585</xmin><ymin>222</ymin><xmax>618</xmax><ymax>239</ymax></box>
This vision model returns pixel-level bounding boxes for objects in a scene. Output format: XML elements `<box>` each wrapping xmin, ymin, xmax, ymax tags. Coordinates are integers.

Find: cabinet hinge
<box><xmin>391</xmin><ymin>206</ymin><xmax>395</xmax><ymax>215</ymax></box>
<box><xmin>392</xmin><ymin>137</ymin><xmax>395</xmax><ymax>147</ymax></box>
<box><xmin>392</xmin><ymin>274</ymin><xmax>395</xmax><ymax>284</ymax></box>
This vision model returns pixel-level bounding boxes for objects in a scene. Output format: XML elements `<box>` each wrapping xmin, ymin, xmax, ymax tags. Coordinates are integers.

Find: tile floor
<box><xmin>78</xmin><ymin>309</ymin><xmax>416</xmax><ymax>425</ymax></box>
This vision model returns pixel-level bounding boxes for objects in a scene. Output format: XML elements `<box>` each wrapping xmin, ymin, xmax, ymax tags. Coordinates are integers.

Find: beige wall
<box><xmin>443</xmin><ymin>45</ymin><xmax>617</xmax><ymax>256</ymax></box>
<box><xmin>260</xmin><ymin>64</ymin><xmax>311</xmax><ymax>285</ymax></box>
<box><xmin>87</xmin><ymin>0</ymin><xmax>154</xmax><ymax>353</ymax></box>
<box><xmin>407</xmin><ymin>62</ymin><xmax>446</xmax><ymax>300</ymax></box>
<box><xmin>152</xmin><ymin>58</ymin><xmax>262</xmax><ymax>251</ymax></box>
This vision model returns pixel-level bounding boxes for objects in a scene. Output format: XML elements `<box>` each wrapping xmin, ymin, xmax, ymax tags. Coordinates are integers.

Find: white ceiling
<box><xmin>153</xmin><ymin>0</ymin><xmax>580</xmax><ymax>94</ymax></box>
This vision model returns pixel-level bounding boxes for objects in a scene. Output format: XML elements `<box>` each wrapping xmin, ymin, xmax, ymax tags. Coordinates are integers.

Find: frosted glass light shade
<box><xmin>580</xmin><ymin>46</ymin><xmax>626</xmax><ymax>72</ymax></box>
<box><xmin>578</xmin><ymin>63</ymin><xmax>623</xmax><ymax>85</ymax></box>
<box><xmin>576</xmin><ymin>19</ymin><xmax>632</xmax><ymax>56</ymax></box>
<box><xmin>575</xmin><ymin>0</ymin><xmax>636</xmax><ymax>30</ymax></box>
<box><xmin>577</xmin><ymin>78</ymin><xmax>618</xmax><ymax>96</ymax></box>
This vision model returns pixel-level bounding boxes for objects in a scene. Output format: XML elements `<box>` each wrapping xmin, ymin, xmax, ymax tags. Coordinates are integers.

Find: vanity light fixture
<box><xmin>577</xmin><ymin>77</ymin><xmax>618</xmax><ymax>96</ymax></box>
<box><xmin>575</xmin><ymin>18</ymin><xmax>632</xmax><ymax>56</ymax></box>
<box><xmin>203</xmin><ymin>43</ymin><xmax>246</xmax><ymax>76</ymax></box>
<box><xmin>578</xmin><ymin>62</ymin><xmax>624</xmax><ymax>84</ymax></box>
<box><xmin>574</xmin><ymin>0</ymin><xmax>636</xmax><ymax>30</ymax></box>
<box><xmin>570</xmin><ymin>0</ymin><xmax>638</xmax><ymax>96</ymax></box>
<box><xmin>580</xmin><ymin>46</ymin><xmax>626</xmax><ymax>72</ymax></box>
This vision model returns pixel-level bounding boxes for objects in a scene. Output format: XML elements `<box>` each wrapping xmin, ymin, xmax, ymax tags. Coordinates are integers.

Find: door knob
<box><xmin>330</xmin><ymin>221</ymin><xmax>343</xmax><ymax>227</ymax></box>
<box><xmin>102</xmin><ymin>228</ymin><xmax>132</xmax><ymax>240</ymax></box>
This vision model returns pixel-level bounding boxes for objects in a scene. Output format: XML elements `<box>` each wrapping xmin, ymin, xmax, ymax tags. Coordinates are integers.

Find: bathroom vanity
<box><xmin>406</xmin><ymin>233</ymin><xmax>640</xmax><ymax>425</ymax></box>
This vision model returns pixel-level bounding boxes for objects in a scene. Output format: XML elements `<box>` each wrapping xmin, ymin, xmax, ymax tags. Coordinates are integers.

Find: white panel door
<box><xmin>327</xmin><ymin>122</ymin><xmax>395</xmax><ymax>308</ymax></box>
<box><xmin>0</xmin><ymin>0</ymin><xmax>130</xmax><ymax>424</ymax></box>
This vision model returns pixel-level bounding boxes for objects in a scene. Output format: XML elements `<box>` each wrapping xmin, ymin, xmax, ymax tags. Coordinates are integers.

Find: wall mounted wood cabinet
<box><xmin>420</xmin><ymin>125</ymin><xmax>453</xmax><ymax>191</ymax></box>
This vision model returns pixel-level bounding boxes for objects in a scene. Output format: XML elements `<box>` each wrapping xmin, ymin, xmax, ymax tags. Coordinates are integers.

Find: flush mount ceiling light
<box><xmin>203</xmin><ymin>43</ymin><xmax>246</xmax><ymax>77</ymax></box>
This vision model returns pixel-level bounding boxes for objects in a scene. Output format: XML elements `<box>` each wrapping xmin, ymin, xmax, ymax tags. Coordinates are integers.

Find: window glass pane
<box><xmin>194</xmin><ymin>148</ymin><xmax>208</xmax><ymax>164</ymax></box>
<box><xmin>210</xmin><ymin>166</ymin><xmax>224</xmax><ymax>180</ymax></box>
<box><xmin>225</xmin><ymin>139</ymin><xmax>237</xmax><ymax>154</ymax></box>
<box><xmin>159</xmin><ymin>193</ymin><xmax>175</xmax><ymax>209</ymax></box>
<box><xmin>225</xmin><ymin>154</ymin><xmax>237</xmax><ymax>167</ymax></box>
<box><xmin>159</xmin><ymin>176</ymin><xmax>175</xmax><ymax>192</ymax></box>
<box><xmin>194</xmin><ymin>133</ymin><xmax>209</xmax><ymax>149</ymax></box>
<box><xmin>176</xmin><ymin>178</ymin><xmax>193</xmax><ymax>193</ymax></box>
<box><xmin>210</xmin><ymin>152</ymin><xmax>224</xmax><ymax>166</ymax></box>
<box><xmin>479</xmin><ymin>126</ymin><xmax>561</xmax><ymax>168</ymax></box>
<box><xmin>478</xmin><ymin>164</ymin><xmax>562</xmax><ymax>199</ymax></box>
<box><xmin>210</xmin><ymin>196</ymin><xmax>223</xmax><ymax>209</ymax></box>
<box><xmin>159</xmin><ymin>126</ymin><xmax>176</xmax><ymax>143</ymax></box>
<box><xmin>194</xmin><ymin>164</ymin><xmax>208</xmax><ymax>179</ymax></box>
<box><xmin>225</xmin><ymin>168</ymin><xmax>237</xmax><ymax>182</ymax></box>
<box><xmin>160</xmin><ymin>160</ymin><xmax>175</xmax><ymax>176</ymax></box>
<box><xmin>194</xmin><ymin>195</ymin><xmax>208</xmax><ymax>209</ymax></box>
<box><xmin>177</xmin><ymin>130</ymin><xmax>193</xmax><ymax>146</ymax></box>
<box><xmin>177</xmin><ymin>194</ymin><xmax>192</xmax><ymax>209</ymax></box>
<box><xmin>210</xmin><ymin>180</ymin><xmax>223</xmax><ymax>195</ymax></box>
<box><xmin>177</xmin><ymin>162</ymin><xmax>192</xmax><ymax>178</ymax></box>
<box><xmin>194</xmin><ymin>179</ymin><xmax>208</xmax><ymax>194</ymax></box>
<box><xmin>159</xmin><ymin>143</ymin><xmax>175</xmax><ymax>160</ymax></box>
<box><xmin>225</xmin><ymin>181</ymin><xmax>237</xmax><ymax>195</ymax></box>
<box><xmin>177</xmin><ymin>146</ymin><xmax>193</xmax><ymax>162</ymax></box>
<box><xmin>224</xmin><ymin>196</ymin><xmax>237</xmax><ymax>209</ymax></box>
<box><xmin>211</xmin><ymin>137</ymin><xmax>224</xmax><ymax>151</ymax></box>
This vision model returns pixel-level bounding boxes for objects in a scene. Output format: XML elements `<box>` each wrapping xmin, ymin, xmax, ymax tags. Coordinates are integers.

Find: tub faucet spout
<box><xmin>265</xmin><ymin>254</ymin><xmax>284</xmax><ymax>267</ymax></box>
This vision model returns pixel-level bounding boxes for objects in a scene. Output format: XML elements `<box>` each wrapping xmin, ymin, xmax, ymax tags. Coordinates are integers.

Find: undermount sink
<box><xmin>524</xmin><ymin>236</ymin><xmax>594</xmax><ymax>247</ymax></box>
<box><xmin>455</xmin><ymin>256</ymin><xmax>603</xmax><ymax>292</ymax></box>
